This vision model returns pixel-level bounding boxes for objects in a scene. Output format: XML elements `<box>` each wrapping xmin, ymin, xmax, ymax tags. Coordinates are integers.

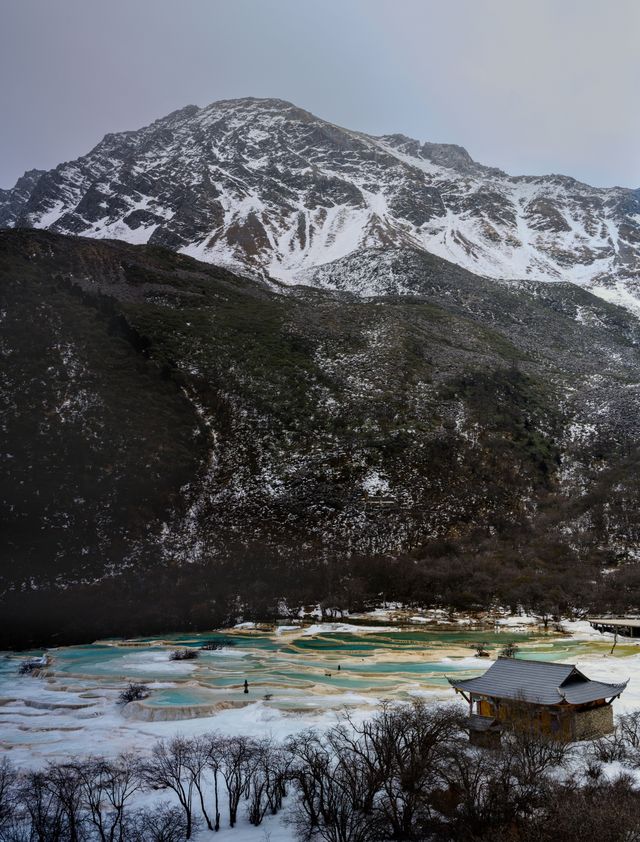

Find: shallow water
<box><xmin>1</xmin><ymin>622</ymin><xmax>636</xmax><ymax>756</ymax></box>
<box><xmin>1</xmin><ymin>625</ymin><xmax>627</xmax><ymax>710</ymax></box>
<box><xmin>1</xmin><ymin>620</ymin><xmax>637</xmax><ymax>766</ymax></box>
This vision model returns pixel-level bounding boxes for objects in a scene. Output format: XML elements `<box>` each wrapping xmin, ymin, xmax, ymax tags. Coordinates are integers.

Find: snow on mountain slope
<box><xmin>2</xmin><ymin>97</ymin><xmax>639</xmax><ymax>305</ymax></box>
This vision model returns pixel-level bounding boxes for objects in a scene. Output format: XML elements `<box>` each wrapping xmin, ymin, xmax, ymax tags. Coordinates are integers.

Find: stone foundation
<box><xmin>469</xmin><ymin>728</ymin><xmax>502</xmax><ymax>748</ymax></box>
<box><xmin>573</xmin><ymin>704</ymin><xmax>614</xmax><ymax>740</ymax></box>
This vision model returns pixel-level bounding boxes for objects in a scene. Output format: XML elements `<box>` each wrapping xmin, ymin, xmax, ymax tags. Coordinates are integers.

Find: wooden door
<box><xmin>478</xmin><ymin>699</ymin><xmax>493</xmax><ymax>717</ymax></box>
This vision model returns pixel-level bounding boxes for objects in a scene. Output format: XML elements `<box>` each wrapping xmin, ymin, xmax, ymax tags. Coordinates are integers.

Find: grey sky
<box><xmin>1</xmin><ymin>0</ymin><xmax>638</xmax><ymax>189</ymax></box>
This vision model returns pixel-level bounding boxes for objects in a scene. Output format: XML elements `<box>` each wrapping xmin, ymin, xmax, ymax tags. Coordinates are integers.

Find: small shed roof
<box><xmin>448</xmin><ymin>657</ymin><xmax>627</xmax><ymax>706</ymax></box>
<box><xmin>468</xmin><ymin>713</ymin><xmax>501</xmax><ymax>732</ymax></box>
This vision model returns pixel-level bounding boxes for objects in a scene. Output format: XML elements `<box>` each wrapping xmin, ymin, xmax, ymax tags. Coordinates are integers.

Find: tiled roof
<box><xmin>448</xmin><ymin>657</ymin><xmax>627</xmax><ymax>706</ymax></box>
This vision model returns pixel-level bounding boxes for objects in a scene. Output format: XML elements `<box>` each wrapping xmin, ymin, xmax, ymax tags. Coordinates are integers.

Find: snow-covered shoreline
<box><xmin>2</xmin><ymin>614</ymin><xmax>639</xmax><ymax>763</ymax></box>
<box><xmin>3</xmin><ymin>614</ymin><xmax>640</xmax><ymax>840</ymax></box>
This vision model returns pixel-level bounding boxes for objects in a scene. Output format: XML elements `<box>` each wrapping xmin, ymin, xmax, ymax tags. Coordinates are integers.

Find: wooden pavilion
<box><xmin>449</xmin><ymin>657</ymin><xmax>627</xmax><ymax>744</ymax></box>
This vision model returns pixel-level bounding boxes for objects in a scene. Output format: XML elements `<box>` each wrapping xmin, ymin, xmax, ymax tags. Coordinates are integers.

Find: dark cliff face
<box><xmin>1</xmin><ymin>97</ymin><xmax>639</xmax><ymax>297</ymax></box>
<box><xmin>2</xmin><ymin>229</ymin><xmax>640</xmax><ymax>646</ymax></box>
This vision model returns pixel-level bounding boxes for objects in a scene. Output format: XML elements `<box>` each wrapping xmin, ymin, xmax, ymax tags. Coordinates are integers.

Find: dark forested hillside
<box><xmin>2</xmin><ymin>229</ymin><xmax>640</xmax><ymax>646</ymax></box>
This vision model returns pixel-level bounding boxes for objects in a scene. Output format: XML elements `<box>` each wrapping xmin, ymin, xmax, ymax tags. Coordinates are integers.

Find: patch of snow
<box><xmin>298</xmin><ymin>623</ymin><xmax>396</xmax><ymax>636</ymax></box>
<box><xmin>362</xmin><ymin>469</ymin><xmax>391</xmax><ymax>496</ymax></box>
<box><xmin>589</xmin><ymin>282</ymin><xmax>640</xmax><ymax>318</ymax></box>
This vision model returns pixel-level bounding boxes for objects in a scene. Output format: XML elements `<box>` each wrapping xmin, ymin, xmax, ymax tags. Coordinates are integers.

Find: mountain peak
<box><xmin>201</xmin><ymin>96</ymin><xmax>317</xmax><ymax>122</ymax></box>
<box><xmin>159</xmin><ymin>103</ymin><xmax>201</xmax><ymax>123</ymax></box>
<box><xmin>1</xmin><ymin>97</ymin><xmax>638</xmax><ymax>310</ymax></box>
<box><xmin>206</xmin><ymin>95</ymin><xmax>301</xmax><ymax>109</ymax></box>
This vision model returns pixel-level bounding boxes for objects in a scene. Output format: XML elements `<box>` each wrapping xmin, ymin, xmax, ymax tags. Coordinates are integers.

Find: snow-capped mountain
<box><xmin>2</xmin><ymin>97</ymin><xmax>639</xmax><ymax>308</ymax></box>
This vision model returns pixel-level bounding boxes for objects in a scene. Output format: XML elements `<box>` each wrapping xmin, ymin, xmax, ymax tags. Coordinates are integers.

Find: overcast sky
<box><xmin>1</xmin><ymin>0</ymin><xmax>638</xmax><ymax>190</ymax></box>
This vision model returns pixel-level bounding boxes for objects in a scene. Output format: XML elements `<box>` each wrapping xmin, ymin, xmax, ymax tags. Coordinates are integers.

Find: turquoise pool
<box><xmin>1</xmin><ymin>623</ymin><xmax>627</xmax><ymax>717</ymax></box>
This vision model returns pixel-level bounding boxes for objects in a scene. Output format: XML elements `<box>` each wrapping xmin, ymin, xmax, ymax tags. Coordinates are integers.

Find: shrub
<box><xmin>18</xmin><ymin>659</ymin><xmax>42</xmax><ymax>675</ymax></box>
<box><xmin>118</xmin><ymin>683</ymin><xmax>150</xmax><ymax>704</ymax></box>
<box><xmin>169</xmin><ymin>648</ymin><xmax>199</xmax><ymax>661</ymax></box>
<box><xmin>500</xmin><ymin>641</ymin><xmax>519</xmax><ymax>658</ymax></box>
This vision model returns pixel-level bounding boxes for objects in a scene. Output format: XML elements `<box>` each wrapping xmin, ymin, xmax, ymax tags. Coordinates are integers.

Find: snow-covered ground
<box><xmin>2</xmin><ymin>618</ymin><xmax>638</xmax><ymax>759</ymax></box>
<box><xmin>200</xmin><ymin>620</ymin><xmax>640</xmax><ymax>840</ymax></box>
<box><xmin>2</xmin><ymin>617</ymin><xmax>640</xmax><ymax>841</ymax></box>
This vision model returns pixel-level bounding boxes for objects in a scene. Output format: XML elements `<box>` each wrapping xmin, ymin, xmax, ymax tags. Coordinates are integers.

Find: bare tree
<box><xmin>181</xmin><ymin>737</ymin><xmax>214</xmax><ymax>833</ymax></box>
<box><xmin>246</xmin><ymin>741</ymin><xmax>270</xmax><ymax>827</ymax></box>
<box><xmin>287</xmin><ymin>728</ymin><xmax>381</xmax><ymax>842</ymax></box>
<box><xmin>520</xmin><ymin>775</ymin><xmax>640</xmax><ymax>842</ymax></box>
<box><xmin>127</xmin><ymin>802</ymin><xmax>190</xmax><ymax>842</ymax></box>
<box><xmin>246</xmin><ymin>738</ymin><xmax>290</xmax><ymax>826</ymax></box>
<box><xmin>509</xmin><ymin>730</ymin><xmax>570</xmax><ymax>782</ymax></box>
<box><xmin>204</xmin><ymin>732</ymin><xmax>223</xmax><ymax>832</ymax></box>
<box><xmin>440</xmin><ymin>747</ymin><xmax>528</xmax><ymax>840</ymax></box>
<box><xmin>43</xmin><ymin>763</ymin><xmax>85</xmax><ymax>842</ymax></box>
<box><xmin>17</xmin><ymin>770</ymin><xmax>66</xmax><ymax>842</ymax></box>
<box><xmin>285</xmin><ymin>730</ymin><xmax>326</xmax><ymax>835</ymax></box>
<box><xmin>499</xmin><ymin>641</ymin><xmax>519</xmax><ymax>658</ymax></box>
<box><xmin>218</xmin><ymin>736</ymin><xmax>256</xmax><ymax>828</ymax></box>
<box><xmin>287</xmin><ymin>702</ymin><xmax>468</xmax><ymax>842</ymax></box>
<box><xmin>617</xmin><ymin>709</ymin><xmax>640</xmax><ymax>762</ymax></box>
<box><xmin>77</xmin><ymin>754</ymin><xmax>141</xmax><ymax>842</ymax></box>
<box><xmin>118</xmin><ymin>684</ymin><xmax>149</xmax><ymax>705</ymax></box>
<box><xmin>0</xmin><ymin>757</ymin><xmax>18</xmax><ymax>839</ymax></box>
<box><xmin>610</xmin><ymin>630</ymin><xmax>619</xmax><ymax>655</ymax></box>
<box><xmin>169</xmin><ymin>649</ymin><xmax>198</xmax><ymax>661</ymax></box>
<box><xmin>265</xmin><ymin>742</ymin><xmax>292</xmax><ymax>816</ymax></box>
<box><xmin>142</xmin><ymin>738</ymin><xmax>195</xmax><ymax>839</ymax></box>
<box><xmin>343</xmin><ymin>701</ymin><xmax>464</xmax><ymax>839</ymax></box>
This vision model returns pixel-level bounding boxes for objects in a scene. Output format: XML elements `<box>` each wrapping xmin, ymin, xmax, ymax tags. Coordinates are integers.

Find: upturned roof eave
<box><xmin>449</xmin><ymin>678</ymin><xmax>628</xmax><ymax>706</ymax></box>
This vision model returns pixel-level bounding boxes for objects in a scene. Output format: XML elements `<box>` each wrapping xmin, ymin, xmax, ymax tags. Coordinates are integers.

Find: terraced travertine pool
<box><xmin>2</xmin><ymin>623</ymin><xmax>636</xmax><ymax>711</ymax></box>
<box><xmin>1</xmin><ymin>621</ymin><xmax>637</xmax><ymax>764</ymax></box>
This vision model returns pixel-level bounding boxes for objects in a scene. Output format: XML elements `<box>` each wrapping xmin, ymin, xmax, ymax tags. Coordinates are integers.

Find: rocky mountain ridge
<box><xmin>1</xmin><ymin>98</ymin><xmax>639</xmax><ymax>311</ymax></box>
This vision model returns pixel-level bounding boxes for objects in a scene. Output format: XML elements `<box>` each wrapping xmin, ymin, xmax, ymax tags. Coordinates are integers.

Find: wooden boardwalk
<box><xmin>589</xmin><ymin>618</ymin><xmax>640</xmax><ymax>637</ymax></box>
